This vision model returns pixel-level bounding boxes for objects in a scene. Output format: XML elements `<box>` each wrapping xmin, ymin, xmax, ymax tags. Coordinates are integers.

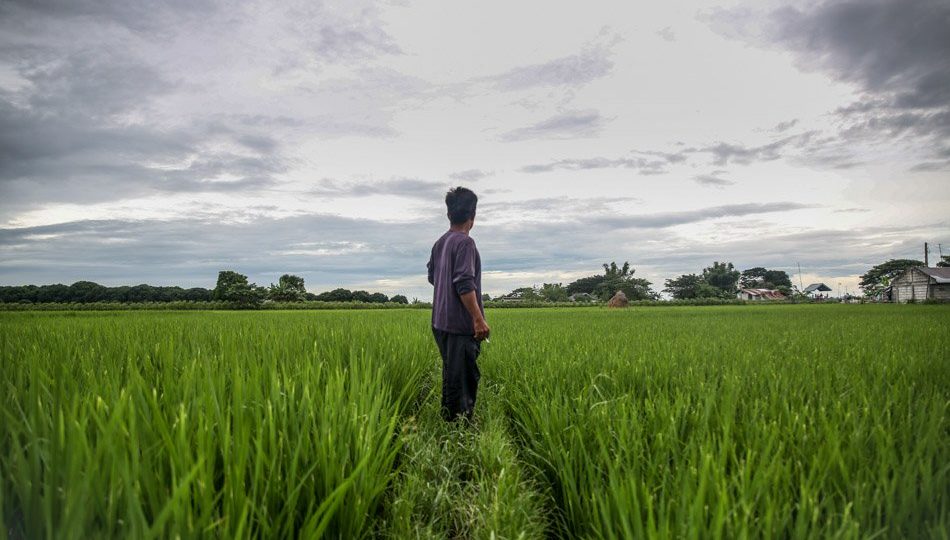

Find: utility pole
<box><xmin>924</xmin><ymin>242</ymin><xmax>929</xmax><ymax>266</ymax></box>
<box><xmin>797</xmin><ymin>262</ymin><xmax>804</xmax><ymax>292</ymax></box>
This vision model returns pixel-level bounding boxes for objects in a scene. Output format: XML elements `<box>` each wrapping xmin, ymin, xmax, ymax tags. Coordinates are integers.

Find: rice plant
<box><xmin>2</xmin><ymin>305</ymin><xmax>948</xmax><ymax>538</ymax></box>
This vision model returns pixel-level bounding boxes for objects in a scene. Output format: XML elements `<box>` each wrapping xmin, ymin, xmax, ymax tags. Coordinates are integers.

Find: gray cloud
<box><xmin>591</xmin><ymin>202</ymin><xmax>812</xmax><ymax>229</ymax></box>
<box><xmin>306</xmin><ymin>24</ymin><xmax>402</xmax><ymax>62</ymax></box>
<box><xmin>309</xmin><ymin>178</ymin><xmax>448</xmax><ymax>200</ymax></box>
<box><xmin>479</xmin><ymin>196</ymin><xmax>640</xmax><ymax>220</ymax></box>
<box><xmin>772</xmin><ymin>119</ymin><xmax>798</xmax><ymax>132</ymax></box>
<box><xmin>770</xmin><ymin>0</ymin><xmax>950</xmax><ymax>111</ymax></box>
<box><xmin>491</xmin><ymin>47</ymin><xmax>613</xmax><ymax>91</ymax></box>
<box><xmin>709</xmin><ymin>0</ymin><xmax>950</xmax><ymax>168</ymax></box>
<box><xmin>519</xmin><ymin>136</ymin><xmax>806</xmax><ymax>175</ymax></box>
<box><xmin>519</xmin><ymin>155</ymin><xmax>673</xmax><ymax>175</ymax></box>
<box><xmin>2</xmin><ymin>205</ymin><xmax>944</xmax><ymax>300</ymax></box>
<box><xmin>449</xmin><ymin>169</ymin><xmax>492</xmax><ymax>182</ymax></box>
<box><xmin>0</xmin><ymin>0</ymin><xmax>216</xmax><ymax>35</ymax></box>
<box><xmin>0</xmin><ymin>96</ymin><xmax>289</xmax><ymax>214</ymax></box>
<box><xmin>0</xmin><ymin>213</ymin><xmax>439</xmax><ymax>290</ymax></box>
<box><xmin>0</xmin><ymin>1</ymin><xmax>415</xmax><ymax>218</ymax></box>
<box><xmin>693</xmin><ymin>172</ymin><xmax>735</xmax><ymax>187</ymax></box>
<box><xmin>700</xmin><ymin>134</ymin><xmax>804</xmax><ymax>166</ymax></box>
<box><xmin>500</xmin><ymin>109</ymin><xmax>608</xmax><ymax>141</ymax></box>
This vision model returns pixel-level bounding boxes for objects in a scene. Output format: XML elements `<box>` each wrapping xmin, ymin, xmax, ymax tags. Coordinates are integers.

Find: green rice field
<box><xmin>1</xmin><ymin>305</ymin><xmax>948</xmax><ymax>538</ymax></box>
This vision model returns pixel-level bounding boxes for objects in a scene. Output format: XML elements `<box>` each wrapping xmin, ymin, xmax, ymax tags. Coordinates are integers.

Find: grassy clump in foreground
<box><xmin>1</xmin><ymin>305</ymin><xmax>948</xmax><ymax>538</ymax></box>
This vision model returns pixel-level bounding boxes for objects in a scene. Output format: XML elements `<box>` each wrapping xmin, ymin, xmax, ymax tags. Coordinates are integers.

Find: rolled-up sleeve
<box><xmin>426</xmin><ymin>249</ymin><xmax>434</xmax><ymax>285</ymax></box>
<box><xmin>452</xmin><ymin>239</ymin><xmax>477</xmax><ymax>296</ymax></box>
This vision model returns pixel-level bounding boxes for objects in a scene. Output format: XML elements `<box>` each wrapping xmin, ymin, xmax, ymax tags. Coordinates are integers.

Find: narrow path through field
<box><xmin>379</xmin><ymin>360</ymin><xmax>550</xmax><ymax>539</ymax></box>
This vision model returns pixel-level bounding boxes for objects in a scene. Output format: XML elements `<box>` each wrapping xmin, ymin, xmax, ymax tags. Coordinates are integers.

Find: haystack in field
<box><xmin>607</xmin><ymin>290</ymin><xmax>628</xmax><ymax>308</ymax></box>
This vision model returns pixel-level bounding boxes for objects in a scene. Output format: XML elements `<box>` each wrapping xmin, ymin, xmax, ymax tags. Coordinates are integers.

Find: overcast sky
<box><xmin>1</xmin><ymin>0</ymin><xmax>948</xmax><ymax>298</ymax></box>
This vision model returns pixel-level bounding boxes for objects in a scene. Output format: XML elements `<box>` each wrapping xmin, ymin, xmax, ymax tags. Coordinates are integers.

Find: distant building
<box><xmin>891</xmin><ymin>267</ymin><xmax>950</xmax><ymax>303</ymax></box>
<box><xmin>736</xmin><ymin>288</ymin><xmax>786</xmax><ymax>301</ymax></box>
<box><xmin>803</xmin><ymin>283</ymin><xmax>832</xmax><ymax>295</ymax></box>
<box><xmin>568</xmin><ymin>292</ymin><xmax>596</xmax><ymax>302</ymax></box>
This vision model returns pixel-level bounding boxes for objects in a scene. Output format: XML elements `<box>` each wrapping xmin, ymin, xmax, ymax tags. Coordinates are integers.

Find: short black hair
<box><xmin>445</xmin><ymin>186</ymin><xmax>477</xmax><ymax>224</ymax></box>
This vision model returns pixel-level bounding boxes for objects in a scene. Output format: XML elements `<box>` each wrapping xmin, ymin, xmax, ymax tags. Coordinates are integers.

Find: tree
<box><xmin>36</xmin><ymin>284</ymin><xmax>69</xmax><ymax>303</ymax></box>
<box><xmin>859</xmin><ymin>259</ymin><xmax>924</xmax><ymax>296</ymax></box>
<box><xmin>316</xmin><ymin>288</ymin><xmax>353</xmax><ymax>302</ymax></box>
<box><xmin>508</xmin><ymin>287</ymin><xmax>541</xmax><ymax>301</ymax></box>
<box><xmin>213</xmin><ymin>270</ymin><xmax>264</xmax><ymax>307</ymax></box>
<box><xmin>183</xmin><ymin>287</ymin><xmax>212</xmax><ymax>301</ymax></box>
<box><xmin>267</xmin><ymin>274</ymin><xmax>307</xmax><ymax>302</ymax></box>
<box><xmin>702</xmin><ymin>261</ymin><xmax>740</xmax><ymax>297</ymax></box>
<box><xmin>68</xmin><ymin>281</ymin><xmax>109</xmax><ymax>303</ymax></box>
<box><xmin>739</xmin><ymin>267</ymin><xmax>792</xmax><ymax>294</ymax></box>
<box><xmin>937</xmin><ymin>255</ymin><xmax>950</xmax><ymax>268</ymax></box>
<box><xmin>565</xmin><ymin>275</ymin><xmax>605</xmax><ymax>295</ymax></box>
<box><xmin>481</xmin><ymin>293</ymin><xmax>491</xmax><ymax>302</ymax></box>
<box><xmin>351</xmin><ymin>290</ymin><xmax>372</xmax><ymax>303</ymax></box>
<box><xmin>664</xmin><ymin>274</ymin><xmax>711</xmax><ymax>299</ymax></box>
<box><xmin>566</xmin><ymin>261</ymin><xmax>657</xmax><ymax>301</ymax></box>
<box><xmin>391</xmin><ymin>294</ymin><xmax>409</xmax><ymax>304</ymax></box>
<box><xmin>539</xmin><ymin>283</ymin><xmax>568</xmax><ymax>302</ymax></box>
<box><xmin>368</xmin><ymin>292</ymin><xmax>389</xmax><ymax>303</ymax></box>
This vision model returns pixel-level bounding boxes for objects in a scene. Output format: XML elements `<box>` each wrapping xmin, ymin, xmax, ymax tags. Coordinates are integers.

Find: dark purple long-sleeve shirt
<box><xmin>427</xmin><ymin>230</ymin><xmax>483</xmax><ymax>334</ymax></box>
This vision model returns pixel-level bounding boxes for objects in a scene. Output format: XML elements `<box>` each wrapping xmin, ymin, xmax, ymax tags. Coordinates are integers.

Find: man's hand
<box><xmin>473</xmin><ymin>317</ymin><xmax>491</xmax><ymax>341</ymax></box>
<box><xmin>459</xmin><ymin>290</ymin><xmax>490</xmax><ymax>341</ymax></box>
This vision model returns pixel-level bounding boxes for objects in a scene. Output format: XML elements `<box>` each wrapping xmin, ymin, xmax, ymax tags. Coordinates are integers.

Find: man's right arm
<box><xmin>426</xmin><ymin>250</ymin><xmax>434</xmax><ymax>285</ymax></box>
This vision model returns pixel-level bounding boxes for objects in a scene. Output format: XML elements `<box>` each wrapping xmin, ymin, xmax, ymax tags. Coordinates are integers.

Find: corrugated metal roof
<box><xmin>803</xmin><ymin>283</ymin><xmax>832</xmax><ymax>293</ymax></box>
<box><xmin>918</xmin><ymin>267</ymin><xmax>950</xmax><ymax>283</ymax></box>
<box><xmin>739</xmin><ymin>288</ymin><xmax>786</xmax><ymax>299</ymax></box>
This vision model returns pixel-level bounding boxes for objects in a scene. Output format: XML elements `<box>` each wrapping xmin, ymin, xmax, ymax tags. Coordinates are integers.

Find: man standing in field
<box><xmin>427</xmin><ymin>187</ymin><xmax>490</xmax><ymax>421</ymax></box>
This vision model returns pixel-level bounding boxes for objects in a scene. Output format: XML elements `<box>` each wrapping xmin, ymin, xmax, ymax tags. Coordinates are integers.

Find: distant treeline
<box><xmin>0</xmin><ymin>282</ymin><xmax>213</xmax><ymax>304</ymax></box>
<box><xmin>0</xmin><ymin>300</ymin><xmax>430</xmax><ymax>311</ymax></box>
<box><xmin>0</xmin><ymin>271</ymin><xmax>409</xmax><ymax>307</ymax></box>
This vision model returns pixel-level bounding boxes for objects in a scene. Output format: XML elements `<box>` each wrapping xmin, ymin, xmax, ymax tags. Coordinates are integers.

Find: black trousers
<box><xmin>432</xmin><ymin>327</ymin><xmax>481</xmax><ymax>421</ymax></box>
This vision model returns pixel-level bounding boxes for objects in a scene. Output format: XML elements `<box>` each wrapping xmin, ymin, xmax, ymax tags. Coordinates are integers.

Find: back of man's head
<box><xmin>446</xmin><ymin>186</ymin><xmax>477</xmax><ymax>224</ymax></box>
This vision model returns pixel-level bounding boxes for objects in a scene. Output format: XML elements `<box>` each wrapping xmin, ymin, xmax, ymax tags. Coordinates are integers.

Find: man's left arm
<box><xmin>460</xmin><ymin>290</ymin><xmax>490</xmax><ymax>340</ymax></box>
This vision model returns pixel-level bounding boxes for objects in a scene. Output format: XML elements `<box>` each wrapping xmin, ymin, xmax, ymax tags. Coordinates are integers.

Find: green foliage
<box><xmin>390</xmin><ymin>295</ymin><xmax>409</xmax><ymax>304</ymax></box>
<box><xmin>312</xmin><ymin>288</ymin><xmax>390</xmax><ymax>303</ymax></box>
<box><xmin>368</xmin><ymin>292</ymin><xmax>390</xmax><ymax>303</ymax></box>
<box><xmin>701</xmin><ymin>261</ymin><xmax>740</xmax><ymax>296</ymax></box>
<box><xmin>663</xmin><ymin>274</ymin><xmax>725</xmax><ymax>299</ymax></box>
<box><xmin>0</xmin><ymin>282</ymin><xmax>213</xmax><ymax>303</ymax></box>
<box><xmin>494</xmin><ymin>305</ymin><xmax>950</xmax><ymax>538</ymax></box>
<box><xmin>509</xmin><ymin>287</ymin><xmax>542</xmax><ymax>301</ymax></box>
<box><xmin>213</xmin><ymin>270</ymin><xmax>264</xmax><ymax>308</ymax></box>
<box><xmin>1</xmin><ymin>306</ymin><xmax>948</xmax><ymax>538</ymax></box>
<box><xmin>562</xmin><ymin>262</ymin><xmax>657</xmax><ymax>301</ymax></box>
<box><xmin>859</xmin><ymin>259</ymin><xmax>924</xmax><ymax>296</ymax></box>
<box><xmin>937</xmin><ymin>255</ymin><xmax>950</xmax><ymax>268</ymax></box>
<box><xmin>538</xmin><ymin>283</ymin><xmax>568</xmax><ymax>302</ymax></box>
<box><xmin>564</xmin><ymin>275</ymin><xmax>604</xmax><ymax>296</ymax></box>
<box><xmin>268</xmin><ymin>274</ymin><xmax>307</xmax><ymax>302</ymax></box>
<box><xmin>739</xmin><ymin>267</ymin><xmax>792</xmax><ymax>293</ymax></box>
<box><xmin>0</xmin><ymin>311</ymin><xmax>430</xmax><ymax>538</ymax></box>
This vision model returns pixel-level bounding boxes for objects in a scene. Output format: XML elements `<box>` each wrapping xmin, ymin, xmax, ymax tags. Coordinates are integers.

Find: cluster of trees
<box><xmin>0</xmin><ymin>271</ymin><xmax>408</xmax><ymax>307</ymax></box>
<box><xmin>664</xmin><ymin>262</ymin><xmax>792</xmax><ymax>299</ymax></box>
<box><xmin>207</xmin><ymin>271</ymin><xmax>409</xmax><ymax>307</ymax></box>
<box><xmin>496</xmin><ymin>262</ymin><xmax>659</xmax><ymax>302</ymax></box>
<box><xmin>0</xmin><ymin>281</ymin><xmax>213</xmax><ymax>304</ymax></box>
